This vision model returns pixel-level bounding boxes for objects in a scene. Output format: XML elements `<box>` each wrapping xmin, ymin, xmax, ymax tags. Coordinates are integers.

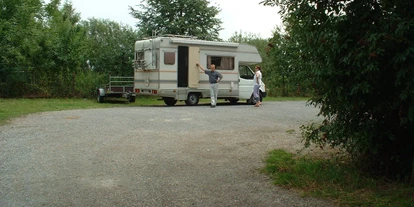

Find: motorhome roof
<box><xmin>169</xmin><ymin>38</ymin><xmax>239</xmax><ymax>48</ymax></box>
<box><xmin>134</xmin><ymin>37</ymin><xmax>261</xmax><ymax>63</ymax></box>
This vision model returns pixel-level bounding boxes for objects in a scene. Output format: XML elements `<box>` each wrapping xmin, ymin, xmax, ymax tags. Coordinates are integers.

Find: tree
<box><xmin>129</xmin><ymin>0</ymin><xmax>222</xmax><ymax>40</ymax></box>
<box><xmin>266</xmin><ymin>27</ymin><xmax>310</xmax><ymax>97</ymax></box>
<box><xmin>0</xmin><ymin>0</ymin><xmax>141</xmax><ymax>98</ymax></box>
<box><xmin>41</xmin><ymin>0</ymin><xmax>87</xmax><ymax>97</ymax></box>
<box><xmin>82</xmin><ymin>18</ymin><xmax>140</xmax><ymax>76</ymax></box>
<box><xmin>0</xmin><ymin>0</ymin><xmax>44</xmax><ymax>97</ymax></box>
<box><xmin>261</xmin><ymin>0</ymin><xmax>414</xmax><ymax>182</ymax></box>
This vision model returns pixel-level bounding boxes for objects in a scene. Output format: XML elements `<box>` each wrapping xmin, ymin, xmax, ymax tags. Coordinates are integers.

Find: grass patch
<box><xmin>264</xmin><ymin>96</ymin><xmax>309</xmax><ymax>102</ymax></box>
<box><xmin>1</xmin><ymin>98</ymin><xmax>111</xmax><ymax>125</ymax></box>
<box><xmin>262</xmin><ymin>149</ymin><xmax>414</xmax><ymax>207</ymax></box>
<box><xmin>286</xmin><ymin>129</ymin><xmax>296</xmax><ymax>134</ymax></box>
<box><xmin>0</xmin><ymin>97</ymin><xmax>164</xmax><ymax>125</ymax></box>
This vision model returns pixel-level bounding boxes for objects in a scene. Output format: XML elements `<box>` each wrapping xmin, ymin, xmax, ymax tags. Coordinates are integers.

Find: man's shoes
<box><xmin>211</xmin><ymin>105</ymin><xmax>215</xmax><ymax>108</ymax></box>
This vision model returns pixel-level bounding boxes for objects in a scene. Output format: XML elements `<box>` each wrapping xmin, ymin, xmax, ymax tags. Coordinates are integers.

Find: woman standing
<box><xmin>253</xmin><ymin>66</ymin><xmax>262</xmax><ymax>107</ymax></box>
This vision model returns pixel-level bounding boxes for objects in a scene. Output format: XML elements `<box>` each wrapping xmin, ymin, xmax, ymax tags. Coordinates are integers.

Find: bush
<box><xmin>75</xmin><ymin>70</ymin><xmax>106</xmax><ymax>98</ymax></box>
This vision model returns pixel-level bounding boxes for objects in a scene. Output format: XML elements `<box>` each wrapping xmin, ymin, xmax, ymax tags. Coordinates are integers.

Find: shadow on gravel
<box><xmin>99</xmin><ymin>98</ymin><xmax>257</xmax><ymax>107</ymax></box>
<box><xmin>139</xmin><ymin>102</ymin><xmax>255</xmax><ymax>108</ymax></box>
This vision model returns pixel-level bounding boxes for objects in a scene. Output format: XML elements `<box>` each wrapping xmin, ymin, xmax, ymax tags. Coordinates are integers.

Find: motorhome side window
<box><xmin>135</xmin><ymin>52</ymin><xmax>145</xmax><ymax>69</ymax></box>
<box><xmin>239</xmin><ymin>65</ymin><xmax>254</xmax><ymax>79</ymax></box>
<box><xmin>164</xmin><ymin>52</ymin><xmax>175</xmax><ymax>65</ymax></box>
<box><xmin>136</xmin><ymin>52</ymin><xmax>144</xmax><ymax>60</ymax></box>
<box><xmin>207</xmin><ymin>56</ymin><xmax>234</xmax><ymax>70</ymax></box>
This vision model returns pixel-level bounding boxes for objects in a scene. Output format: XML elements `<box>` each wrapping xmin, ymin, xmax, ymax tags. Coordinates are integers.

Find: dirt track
<box><xmin>0</xmin><ymin>101</ymin><xmax>335</xmax><ymax>206</ymax></box>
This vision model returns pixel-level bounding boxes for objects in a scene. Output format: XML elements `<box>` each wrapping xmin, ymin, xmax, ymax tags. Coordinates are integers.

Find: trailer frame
<box><xmin>97</xmin><ymin>76</ymin><xmax>136</xmax><ymax>103</ymax></box>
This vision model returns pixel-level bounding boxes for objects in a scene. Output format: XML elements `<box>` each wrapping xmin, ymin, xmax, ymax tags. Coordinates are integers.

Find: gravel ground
<box><xmin>0</xmin><ymin>101</ymin><xmax>337</xmax><ymax>207</ymax></box>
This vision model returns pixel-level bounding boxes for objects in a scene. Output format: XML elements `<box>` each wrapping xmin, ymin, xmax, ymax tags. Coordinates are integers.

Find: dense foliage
<box><xmin>129</xmin><ymin>0</ymin><xmax>222</xmax><ymax>40</ymax></box>
<box><xmin>0</xmin><ymin>0</ymin><xmax>139</xmax><ymax>98</ymax></box>
<box><xmin>265</xmin><ymin>27</ymin><xmax>312</xmax><ymax>97</ymax></box>
<box><xmin>261</xmin><ymin>0</ymin><xmax>414</xmax><ymax>182</ymax></box>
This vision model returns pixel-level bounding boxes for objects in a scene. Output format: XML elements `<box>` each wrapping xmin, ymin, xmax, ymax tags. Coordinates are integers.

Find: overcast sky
<box><xmin>46</xmin><ymin>0</ymin><xmax>282</xmax><ymax>40</ymax></box>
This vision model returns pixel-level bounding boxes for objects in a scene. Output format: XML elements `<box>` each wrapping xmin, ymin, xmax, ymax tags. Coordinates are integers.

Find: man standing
<box><xmin>196</xmin><ymin>63</ymin><xmax>223</xmax><ymax>108</ymax></box>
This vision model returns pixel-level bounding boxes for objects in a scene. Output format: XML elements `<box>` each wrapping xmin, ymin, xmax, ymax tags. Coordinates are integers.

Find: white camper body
<box><xmin>133</xmin><ymin>36</ymin><xmax>266</xmax><ymax>106</ymax></box>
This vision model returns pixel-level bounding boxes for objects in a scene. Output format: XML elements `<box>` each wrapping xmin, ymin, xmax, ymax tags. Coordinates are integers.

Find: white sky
<box><xmin>47</xmin><ymin>0</ymin><xmax>282</xmax><ymax>40</ymax></box>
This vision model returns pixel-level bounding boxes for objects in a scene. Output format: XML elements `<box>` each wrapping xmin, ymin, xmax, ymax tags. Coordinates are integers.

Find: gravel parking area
<box><xmin>0</xmin><ymin>101</ymin><xmax>336</xmax><ymax>207</ymax></box>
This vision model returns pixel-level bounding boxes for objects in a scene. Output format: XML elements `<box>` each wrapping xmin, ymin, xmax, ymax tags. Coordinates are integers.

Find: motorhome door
<box><xmin>177</xmin><ymin>46</ymin><xmax>200</xmax><ymax>88</ymax></box>
<box><xmin>188</xmin><ymin>46</ymin><xmax>200</xmax><ymax>88</ymax></box>
<box><xmin>177</xmin><ymin>46</ymin><xmax>188</xmax><ymax>88</ymax></box>
<box><xmin>238</xmin><ymin>65</ymin><xmax>255</xmax><ymax>99</ymax></box>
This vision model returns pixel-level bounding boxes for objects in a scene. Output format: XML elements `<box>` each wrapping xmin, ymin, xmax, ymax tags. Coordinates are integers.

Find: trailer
<box><xmin>133</xmin><ymin>35</ymin><xmax>266</xmax><ymax>106</ymax></box>
<box><xmin>97</xmin><ymin>76</ymin><xmax>136</xmax><ymax>103</ymax></box>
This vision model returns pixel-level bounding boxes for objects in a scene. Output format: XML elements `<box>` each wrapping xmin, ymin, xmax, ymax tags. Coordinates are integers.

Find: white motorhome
<box><xmin>133</xmin><ymin>35</ymin><xmax>266</xmax><ymax>106</ymax></box>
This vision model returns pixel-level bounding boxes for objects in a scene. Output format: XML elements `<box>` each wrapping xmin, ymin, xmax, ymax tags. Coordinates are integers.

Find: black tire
<box><xmin>247</xmin><ymin>93</ymin><xmax>262</xmax><ymax>105</ymax></box>
<box><xmin>246</xmin><ymin>94</ymin><xmax>254</xmax><ymax>105</ymax></box>
<box><xmin>128</xmin><ymin>95</ymin><xmax>136</xmax><ymax>103</ymax></box>
<box><xmin>164</xmin><ymin>99</ymin><xmax>177</xmax><ymax>106</ymax></box>
<box><xmin>97</xmin><ymin>95</ymin><xmax>104</xmax><ymax>103</ymax></box>
<box><xmin>229</xmin><ymin>98</ymin><xmax>239</xmax><ymax>104</ymax></box>
<box><xmin>185</xmin><ymin>93</ymin><xmax>199</xmax><ymax>106</ymax></box>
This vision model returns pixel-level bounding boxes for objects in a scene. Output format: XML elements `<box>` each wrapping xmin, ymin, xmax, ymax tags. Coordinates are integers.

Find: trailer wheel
<box><xmin>164</xmin><ymin>99</ymin><xmax>177</xmax><ymax>106</ymax></box>
<box><xmin>128</xmin><ymin>95</ymin><xmax>136</xmax><ymax>103</ymax></box>
<box><xmin>185</xmin><ymin>93</ymin><xmax>199</xmax><ymax>106</ymax></box>
<box><xmin>97</xmin><ymin>95</ymin><xmax>104</xmax><ymax>103</ymax></box>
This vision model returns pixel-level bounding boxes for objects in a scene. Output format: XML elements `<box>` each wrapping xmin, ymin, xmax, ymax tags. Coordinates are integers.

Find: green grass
<box><xmin>286</xmin><ymin>129</ymin><xmax>296</xmax><ymax>134</ymax></box>
<box><xmin>264</xmin><ymin>96</ymin><xmax>310</xmax><ymax>102</ymax></box>
<box><xmin>262</xmin><ymin>149</ymin><xmax>414</xmax><ymax>207</ymax></box>
<box><xmin>0</xmin><ymin>97</ymin><xmax>162</xmax><ymax>125</ymax></box>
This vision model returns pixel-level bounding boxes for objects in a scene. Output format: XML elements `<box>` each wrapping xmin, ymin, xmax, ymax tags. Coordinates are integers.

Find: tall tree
<box><xmin>0</xmin><ymin>0</ymin><xmax>141</xmax><ymax>98</ymax></box>
<box><xmin>266</xmin><ymin>27</ymin><xmax>312</xmax><ymax>97</ymax></box>
<box><xmin>0</xmin><ymin>0</ymin><xmax>44</xmax><ymax>97</ymax></box>
<box><xmin>261</xmin><ymin>0</ymin><xmax>414</xmax><ymax>182</ymax></box>
<box><xmin>41</xmin><ymin>0</ymin><xmax>87</xmax><ymax>97</ymax></box>
<box><xmin>82</xmin><ymin>18</ymin><xmax>140</xmax><ymax>76</ymax></box>
<box><xmin>129</xmin><ymin>0</ymin><xmax>222</xmax><ymax>40</ymax></box>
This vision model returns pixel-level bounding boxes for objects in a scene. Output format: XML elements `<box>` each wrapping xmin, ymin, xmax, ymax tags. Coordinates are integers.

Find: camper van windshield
<box><xmin>239</xmin><ymin>65</ymin><xmax>254</xmax><ymax>79</ymax></box>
